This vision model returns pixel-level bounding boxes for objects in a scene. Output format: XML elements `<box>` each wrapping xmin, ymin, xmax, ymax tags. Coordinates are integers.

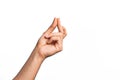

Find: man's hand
<box><xmin>36</xmin><ymin>18</ymin><xmax>67</xmax><ymax>59</ymax></box>
<box><xmin>13</xmin><ymin>18</ymin><xmax>67</xmax><ymax>80</ymax></box>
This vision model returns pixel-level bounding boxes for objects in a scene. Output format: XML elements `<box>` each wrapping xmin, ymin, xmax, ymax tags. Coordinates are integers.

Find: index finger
<box><xmin>44</xmin><ymin>18</ymin><xmax>57</xmax><ymax>34</ymax></box>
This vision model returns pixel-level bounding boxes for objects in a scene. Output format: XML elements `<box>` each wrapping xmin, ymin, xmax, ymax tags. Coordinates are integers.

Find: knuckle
<box><xmin>65</xmin><ymin>33</ymin><xmax>67</xmax><ymax>37</ymax></box>
<box><xmin>60</xmin><ymin>47</ymin><xmax>63</xmax><ymax>51</ymax></box>
<box><xmin>56</xmin><ymin>45</ymin><xmax>63</xmax><ymax>52</ymax></box>
<box><xmin>59</xmin><ymin>45</ymin><xmax>63</xmax><ymax>51</ymax></box>
<box><xmin>65</xmin><ymin>31</ymin><xmax>67</xmax><ymax>35</ymax></box>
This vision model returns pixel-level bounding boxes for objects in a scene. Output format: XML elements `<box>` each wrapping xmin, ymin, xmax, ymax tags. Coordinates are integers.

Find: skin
<box><xmin>13</xmin><ymin>18</ymin><xmax>67</xmax><ymax>80</ymax></box>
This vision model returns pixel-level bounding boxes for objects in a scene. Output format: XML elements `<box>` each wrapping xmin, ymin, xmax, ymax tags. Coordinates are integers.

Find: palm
<box><xmin>39</xmin><ymin>37</ymin><xmax>59</xmax><ymax>57</ymax></box>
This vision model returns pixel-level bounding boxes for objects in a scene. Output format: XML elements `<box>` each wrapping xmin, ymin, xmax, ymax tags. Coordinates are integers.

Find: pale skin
<box><xmin>13</xmin><ymin>18</ymin><xmax>67</xmax><ymax>80</ymax></box>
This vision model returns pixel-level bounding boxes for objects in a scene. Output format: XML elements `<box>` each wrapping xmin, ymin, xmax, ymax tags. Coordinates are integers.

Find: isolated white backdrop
<box><xmin>0</xmin><ymin>0</ymin><xmax>120</xmax><ymax>80</ymax></box>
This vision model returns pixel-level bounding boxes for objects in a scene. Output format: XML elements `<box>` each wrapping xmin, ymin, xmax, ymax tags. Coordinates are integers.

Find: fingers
<box><xmin>57</xmin><ymin>18</ymin><xmax>63</xmax><ymax>33</ymax></box>
<box><xmin>45</xmin><ymin>27</ymin><xmax>67</xmax><ymax>39</ymax></box>
<box><xmin>44</xmin><ymin>18</ymin><xmax>67</xmax><ymax>39</ymax></box>
<box><xmin>45</xmin><ymin>33</ymin><xmax>63</xmax><ymax>44</ymax></box>
<box><xmin>47</xmin><ymin>36</ymin><xmax>63</xmax><ymax>51</ymax></box>
<box><xmin>47</xmin><ymin>36</ymin><xmax>61</xmax><ymax>44</ymax></box>
<box><xmin>57</xmin><ymin>19</ymin><xmax>67</xmax><ymax>38</ymax></box>
<box><xmin>45</xmin><ymin>33</ymin><xmax>62</xmax><ymax>38</ymax></box>
<box><xmin>62</xmin><ymin>26</ymin><xmax>67</xmax><ymax>38</ymax></box>
<box><xmin>44</xmin><ymin>18</ymin><xmax>57</xmax><ymax>34</ymax></box>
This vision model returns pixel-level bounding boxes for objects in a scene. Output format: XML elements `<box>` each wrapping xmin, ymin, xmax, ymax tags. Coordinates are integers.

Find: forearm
<box><xmin>13</xmin><ymin>47</ymin><xmax>45</xmax><ymax>80</ymax></box>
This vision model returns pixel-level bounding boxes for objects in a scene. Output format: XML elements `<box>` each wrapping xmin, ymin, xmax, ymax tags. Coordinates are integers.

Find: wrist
<box><xmin>33</xmin><ymin>46</ymin><xmax>46</xmax><ymax>61</ymax></box>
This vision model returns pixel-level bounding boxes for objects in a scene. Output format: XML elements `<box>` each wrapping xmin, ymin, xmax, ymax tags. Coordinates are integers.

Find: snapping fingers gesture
<box><xmin>37</xmin><ymin>18</ymin><xmax>67</xmax><ymax>59</ymax></box>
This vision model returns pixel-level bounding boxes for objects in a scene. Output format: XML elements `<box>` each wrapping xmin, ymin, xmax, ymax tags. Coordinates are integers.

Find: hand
<box><xmin>36</xmin><ymin>18</ymin><xmax>67</xmax><ymax>59</ymax></box>
<box><xmin>13</xmin><ymin>18</ymin><xmax>67</xmax><ymax>80</ymax></box>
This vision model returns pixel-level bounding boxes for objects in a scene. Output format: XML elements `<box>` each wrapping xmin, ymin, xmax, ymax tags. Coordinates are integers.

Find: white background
<box><xmin>0</xmin><ymin>0</ymin><xmax>120</xmax><ymax>80</ymax></box>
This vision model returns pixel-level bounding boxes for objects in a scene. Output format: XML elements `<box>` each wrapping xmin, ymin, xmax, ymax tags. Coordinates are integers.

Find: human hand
<box><xmin>13</xmin><ymin>18</ymin><xmax>67</xmax><ymax>80</ymax></box>
<box><xmin>36</xmin><ymin>18</ymin><xmax>67</xmax><ymax>59</ymax></box>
